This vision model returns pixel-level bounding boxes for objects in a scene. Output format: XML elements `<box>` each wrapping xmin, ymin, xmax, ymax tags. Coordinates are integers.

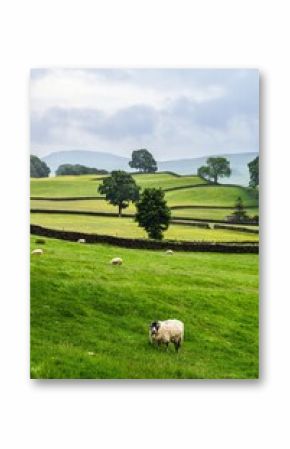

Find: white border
<box><xmin>1</xmin><ymin>1</ymin><xmax>289</xmax><ymax>448</ymax></box>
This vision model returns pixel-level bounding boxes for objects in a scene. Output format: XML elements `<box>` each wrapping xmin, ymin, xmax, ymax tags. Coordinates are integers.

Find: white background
<box><xmin>0</xmin><ymin>1</ymin><xmax>288</xmax><ymax>448</ymax></box>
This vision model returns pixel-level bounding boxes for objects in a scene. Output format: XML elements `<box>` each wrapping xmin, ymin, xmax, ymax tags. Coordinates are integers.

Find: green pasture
<box><xmin>30</xmin><ymin>199</ymin><xmax>136</xmax><ymax>215</ymax></box>
<box><xmin>133</xmin><ymin>173</ymin><xmax>206</xmax><ymax>189</ymax></box>
<box><xmin>30</xmin><ymin>173</ymin><xmax>206</xmax><ymax>198</ymax></box>
<box><xmin>165</xmin><ymin>185</ymin><xmax>258</xmax><ymax>207</ymax></box>
<box><xmin>171</xmin><ymin>207</ymin><xmax>259</xmax><ymax>221</ymax></box>
<box><xmin>30</xmin><ymin>236</ymin><xmax>259</xmax><ymax>379</ymax></box>
<box><xmin>30</xmin><ymin>213</ymin><xmax>259</xmax><ymax>242</ymax></box>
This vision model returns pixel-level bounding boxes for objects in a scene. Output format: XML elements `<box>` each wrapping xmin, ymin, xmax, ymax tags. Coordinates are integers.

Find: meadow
<box><xmin>30</xmin><ymin>172</ymin><xmax>259</xmax><ymax>224</ymax></box>
<box><xmin>31</xmin><ymin>213</ymin><xmax>259</xmax><ymax>242</ymax></box>
<box><xmin>30</xmin><ymin>237</ymin><xmax>259</xmax><ymax>379</ymax></box>
<box><xmin>30</xmin><ymin>172</ymin><xmax>206</xmax><ymax>198</ymax></box>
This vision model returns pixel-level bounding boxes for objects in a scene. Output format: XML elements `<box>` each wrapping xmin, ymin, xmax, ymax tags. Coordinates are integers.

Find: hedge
<box><xmin>30</xmin><ymin>224</ymin><xmax>259</xmax><ymax>254</ymax></box>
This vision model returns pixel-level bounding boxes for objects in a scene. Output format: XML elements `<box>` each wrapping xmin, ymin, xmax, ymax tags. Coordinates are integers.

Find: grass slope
<box><xmin>165</xmin><ymin>185</ymin><xmax>258</xmax><ymax>207</ymax></box>
<box><xmin>30</xmin><ymin>213</ymin><xmax>259</xmax><ymax>242</ymax></box>
<box><xmin>30</xmin><ymin>237</ymin><xmax>259</xmax><ymax>379</ymax></box>
<box><xmin>31</xmin><ymin>173</ymin><xmax>206</xmax><ymax>198</ymax></box>
<box><xmin>171</xmin><ymin>207</ymin><xmax>259</xmax><ymax>221</ymax></box>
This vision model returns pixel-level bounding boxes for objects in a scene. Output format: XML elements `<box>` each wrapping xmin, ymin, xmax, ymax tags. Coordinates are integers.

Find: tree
<box><xmin>197</xmin><ymin>157</ymin><xmax>231</xmax><ymax>184</ymax></box>
<box><xmin>129</xmin><ymin>149</ymin><xmax>157</xmax><ymax>173</ymax></box>
<box><xmin>56</xmin><ymin>164</ymin><xmax>108</xmax><ymax>176</ymax></box>
<box><xmin>135</xmin><ymin>188</ymin><xmax>171</xmax><ymax>240</ymax></box>
<box><xmin>30</xmin><ymin>155</ymin><xmax>50</xmax><ymax>178</ymax></box>
<box><xmin>98</xmin><ymin>171</ymin><xmax>140</xmax><ymax>216</ymax></box>
<box><xmin>248</xmin><ymin>156</ymin><xmax>259</xmax><ymax>188</ymax></box>
<box><xmin>229</xmin><ymin>197</ymin><xmax>249</xmax><ymax>223</ymax></box>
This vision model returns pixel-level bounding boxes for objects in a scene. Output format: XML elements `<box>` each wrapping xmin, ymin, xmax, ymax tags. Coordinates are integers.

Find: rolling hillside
<box><xmin>30</xmin><ymin>237</ymin><xmax>259</xmax><ymax>379</ymax></box>
<box><xmin>41</xmin><ymin>150</ymin><xmax>258</xmax><ymax>186</ymax></box>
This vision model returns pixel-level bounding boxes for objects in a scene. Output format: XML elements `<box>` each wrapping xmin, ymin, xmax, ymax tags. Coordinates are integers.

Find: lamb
<box><xmin>166</xmin><ymin>249</ymin><xmax>174</xmax><ymax>255</ymax></box>
<box><xmin>111</xmin><ymin>257</ymin><xmax>123</xmax><ymax>265</ymax></box>
<box><xmin>77</xmin><ymin>238</ymin><xmax>86</xmax><ymax>243</ymax></box>
<box><xmin>149</xmin><ymin>319</ymin><xmax>184</xmax><ymax>352</ymax></box>
<box><xmin>31</xmin><ymin>248</ymin><xmax>43</xmax><ymax>255</ymax></box>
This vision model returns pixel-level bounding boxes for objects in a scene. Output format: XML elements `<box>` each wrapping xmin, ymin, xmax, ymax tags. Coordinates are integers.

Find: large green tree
<box><xmin>248</xmin><ymin>156</ymin><xmax>259</xmax><ymax>188</ymax></box>
<box><xmin>98</xmin><ymin>171</ymin><xmax>140</xmax><ymax>216</ymax></box>
<box><xmin>30</xmin><ymin>155</ymin><xmax>50</xmax><ymax>178</ymax></box>
<box><xmin>198</xmin><ymin>157</ymin><xmax>231</xmax><ymax>184</ymax></box>
<box><xmin>135</xmin><ymin>188</ymin><xmax>171</xmax><ymax>240</ymax></box>
<box><xmin>129</xmin><ymin>149</ymin><xmax>157</xmax><ymax>173</ymax></box>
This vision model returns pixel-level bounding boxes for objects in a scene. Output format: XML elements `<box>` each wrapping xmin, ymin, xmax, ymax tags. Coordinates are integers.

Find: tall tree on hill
<box><xmin>135</xmin><ymin>188</ymin><xmax>171</xmax><ymax>240</ymax></box>
<box><xmin>129</xmin><ymin>149</ymin><xmax>158</xmax><ymax>173</ymax></box>
<box><xmin>30</xmin><ymin>155</ymin><xmax>50</xmax><ymax>178</ymax></box>
<box><xmin>248</xmin><ymin>156</ymin><xmax>259</xmax><ymax>188</ymax></box>
<box><xmin>197</xmin><ymin>157</ymin><xmax>231</xmax><ymax>184</ymax></box>
<box><xmin>98</xmin><ymin>171</ymin><xmax>140</xmax><ymax>217</ymax></box>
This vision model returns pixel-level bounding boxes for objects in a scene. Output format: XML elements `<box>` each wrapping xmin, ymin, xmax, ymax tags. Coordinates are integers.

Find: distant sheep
<box><xmin>166</xmin><ymin>249</ymin><xmax>174</xmax><ymax>255</ymax></box>
<box><xmin>35</xmin><ymin>238</ymin><xmax>46</xmax><ymax>244</ymax></box>
<box><xmin>111</xmin><ymin>257</ymin><xmax>123</xmax><ymax>265</ymax></box>
<box><xmin>77</xmin><ymin>238</ymin><xmax>86</xmax><ymax>243</ymax></box>
<box><xmin>149</xmin><ymin>319</ymin><xmax>184</xmax><ymax>352</ymax></box>
<box><xmin>31</xmin><ymin>248</ymin><xmax>43</xmax><ymax>256</ymax></box>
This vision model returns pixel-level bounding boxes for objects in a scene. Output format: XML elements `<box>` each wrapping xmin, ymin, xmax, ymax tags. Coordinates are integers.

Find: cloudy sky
<box><xmin>30</xmin><ymin>68</ymin><xmax>259</xmax><ymax>161</ymax></box>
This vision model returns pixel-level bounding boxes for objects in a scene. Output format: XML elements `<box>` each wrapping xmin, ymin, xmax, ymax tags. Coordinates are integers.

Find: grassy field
<box><xmin>31</xmin><ymin>173</ymin><xmax>206</xmax><ymax>198</ymax></box>
<box><xmin>30</xmin><ymin>199</ymin><xmax>136</xmax><ymax>215</ymax></box>
<box><xmin>165</xmin><ymin>185</ymin><xmax>258</xmax><ymax>207</ymax></box>
<box><xmin>30</xmin><ymin>236</ymin><xmax>259</xmax><ymax>379</ymax></box>
<box><xmin>31</xmin><ymin>213</ymin><xmax>259</xmax><ymax>242</ymax></box>
<box><xmin>166</xmin><ymin>207</ymin><xmax>258</xmax><ymax>221</ymax></box>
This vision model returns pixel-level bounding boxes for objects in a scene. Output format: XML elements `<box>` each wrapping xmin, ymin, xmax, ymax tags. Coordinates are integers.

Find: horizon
<box><xmin>40</xmin><ymin>148</ymin><xmax>258</xmax><ymax>163</ymax></box>
<box><xmin>31</xmin><ymin>68</ymin><xmax>259</xmax><ymax>160</ymax></box>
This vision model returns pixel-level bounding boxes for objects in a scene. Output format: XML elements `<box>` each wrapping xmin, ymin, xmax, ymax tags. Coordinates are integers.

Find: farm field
<box><xmin>165</xmin><ymin>185</ymin><xmax>258</xmax><ymax>207</ymax></box>
<box><xmin>31</xmin><ymin>213</ymin><xmax>259</xmax><ymax>242</ymax></box>
<box><xmin>30</xmin><ymin>199</ymin><xmax>136</xmax><ymax>215</ymax></box>
<box><xmin>30</xmin><ymin>200</ymin><xmax>259</xmax><ymax>222</ymax></box>
<box><xmin>31</xmin><ymin>173</ymin><xmax>207</xmax><ymax>198</ymax></box>
<box><xmin>30</xmin><ymin>236</ymin><xmax>259</xmax><ymax>379</ymax></box>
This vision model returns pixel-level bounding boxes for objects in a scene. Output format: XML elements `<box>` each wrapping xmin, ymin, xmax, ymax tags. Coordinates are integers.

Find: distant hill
<box><xmin>43</xmin><ymin>150</ymin><xmax>130</xmax><ymax>174</ymax></box>
<box><xmin>42</xmin><ymin>150</ymin><xmax>258</xmax><ymax>186</ymax></box>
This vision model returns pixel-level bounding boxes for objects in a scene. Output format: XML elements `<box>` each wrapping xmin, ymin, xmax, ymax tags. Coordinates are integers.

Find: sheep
<box><xmin>77</xmin><ymin>238</ymin><xmax>86</xmax><ymax>243</ymax></box>
<box><xmin>31</xmin><ymin>248</ymin><xmax>43</xmax><ymax>255</ymax></box>
<box><xmin>111</xmin><ymin>257</ymin><xmax>123</xmax><ymax>265</ymax></box>
<box><xmin>149</xmin><ymin>319</ymin><xmax>184</xmax><ymax>352</ymax></box>
<box><xmin>166</xmin><ymin>249</ymin><xmax>174</xmax><ymax>255</ymax></box>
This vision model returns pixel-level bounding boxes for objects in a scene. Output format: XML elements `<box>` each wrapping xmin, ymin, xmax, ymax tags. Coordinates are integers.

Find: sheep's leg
<box><xmin>174</xmin><ymin>340</ymin><xmax>181</xmax><ymax>353</ymax></box>
<box><xmin>165</xmin><ymin>342</ymin><xmax>169</xmax><ymax>351</ymax></box>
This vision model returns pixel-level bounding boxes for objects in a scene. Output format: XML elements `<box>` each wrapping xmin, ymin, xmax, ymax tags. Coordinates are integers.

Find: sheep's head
<box><xmin>150</xmin><ymin>321</ymin><xmax>160</xmax><ymax>337</ymax></box>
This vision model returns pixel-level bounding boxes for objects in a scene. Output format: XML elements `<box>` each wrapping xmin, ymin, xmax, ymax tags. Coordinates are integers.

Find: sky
<box><xmin>30</xmin><ymin>68</ymin><xmax>259</xmax><ymax>161</ymax></box>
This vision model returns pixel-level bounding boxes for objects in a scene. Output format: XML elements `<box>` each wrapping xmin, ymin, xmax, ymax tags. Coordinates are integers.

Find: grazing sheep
<box><xmin>31</xmin><ymin>248</ymin><xmax>43</xmax><ymax>255</ymax></box>
<box><xmin>111</xmin><ymin>257</ymin><xmax>123</xmax><ymax>265</ymax></box>
<box><xmin>35</xmin><ymin>238</ymin><xmax>46</xmax><ymax>244</ymax></box>
<box><xmin>149</xmin><ymin>319</ymin><xmax>184</xmax><ymax>352</ymax></box>
<box><xmin>77</xmin><ymin>238</ymin><xmax>86</xmax><ymax>243</ymax></box>
<box><xmin>166</xmin><ymin>249</ymin><xmax>174</xmax><ymax>255</ymax></box>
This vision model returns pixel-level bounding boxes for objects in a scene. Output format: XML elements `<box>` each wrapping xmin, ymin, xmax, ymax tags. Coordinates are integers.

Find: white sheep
<box><xmin>111</xmin><ymin>257</ymin><xmax>123</xmax><ymax>265</ymax></box>
<box><xmin>166</xmin><ymin>249</ymin><xmax>174</xmax><ymax>255</ymax></box>
<box><xmin>149</xmin><ymin>319</ymin><xmax>184</xmax><ymax>352</ymax></box>
<box><xmin>77</xmin><ymin>238</ymin><xmax>86</xmax><ymax>243</ymax></box>
<box><xmin>31</xmin><ymin>248</ymin><xmax>43</xmax><ymax>255</ymax></box>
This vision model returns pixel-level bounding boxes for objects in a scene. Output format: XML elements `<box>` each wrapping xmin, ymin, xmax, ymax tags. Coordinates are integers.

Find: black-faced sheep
<box><xmin>149</xmin><ymin>319</ymin><xmax>184</xmax><ymax>352</ymax></box>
